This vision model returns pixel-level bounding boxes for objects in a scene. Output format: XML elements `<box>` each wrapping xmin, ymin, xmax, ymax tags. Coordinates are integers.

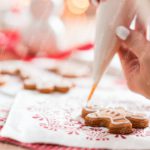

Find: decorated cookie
<box><xmin>37</xmin><ymin>82</ymin><xmax>54</xmax><ymax>94</ymax></box>
<box><xmin>19</xmin><ymin>70</ymin><xmax>30</xmax><ymax>80</ymax></box>
<box><xmin>23</xmin><ymin>79</ymin><xmax>36</xmax><ymax>90</ymax></box>
<box><xmin>126</xmin><ymin>113</ymin><xmax>149</xmax><ymax>129</ymax></box>
<box><xmin>83</xmin><ymin>107</ymin><xmax>149</xmax><ymax>134</ymax></box>
<box><xmin>32</xmin><ymin>59</ymin><xmax>90</xmax><ymax>78</ymax></box>
<box><xmin>57</xmin><ymin>62</ymin><xmax>90</xmax><ymax>78</ymax></box>
<box><xmin>82</xmin><ymin>105</ymin><xmax>100</xmax><ymax>118</ymax></box>
<box><xmin>0</xmin><ymin>67</ymin><xmax>20</xmax><ymax>75</ymax></box>
<box><xmin>31</xmin><ymin>58</ymin><xmax>59</xmax><ymax>73</ymax></box>
<box><xmin>0</xmin><ymin>80</ymin><xmax>5</xmax><ymax>86</ymax></box>
<box><xmin>115</xmin><ymin>107</ymin><xmax>149</xmax><ymax>128</ymax></box>
<box><xmin>0</xmin><ymin>76</ymin><xmax>6</xmax><ymax>86</ymax></box>
<box><xmin>55</xmin><ymin>80</ymin><xmax>73</xmax><ymax>93</ymax></box>
<box><xmin>0</xmin><ymin>61</ymin><xmax>74</xmax><ymax>94</ymax></box>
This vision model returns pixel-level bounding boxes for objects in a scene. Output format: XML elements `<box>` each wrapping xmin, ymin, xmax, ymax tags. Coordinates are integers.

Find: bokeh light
<box><xmin>66</xmin><ymin>0</ymin><xmax>90</xmax><ymax>15</ymax></box>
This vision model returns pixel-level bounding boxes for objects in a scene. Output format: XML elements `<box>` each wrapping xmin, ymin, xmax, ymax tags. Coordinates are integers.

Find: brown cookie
<box><xmin>48</xmin><ymin>66</ymin><xmax>59</xmax><ymax>74</ymax></box>
<box><xmin>81</xmin><ymin>105</ymin><xmax>100</xmax><ymax>118</ymax></box>
<box><xmin>32</xmin><ymin>58</ymin><xmax>59</xmax><ymax>73</ymax></box>
<box><xmin>37</xmin><ymin>82</ymin><xmax>54</xmax><ymax>94</ymax></box>
<box><xmin>23</xmin><ymin>79</ymin><xmax>36</xmax><ymax>90</ymax></box>
<box><xmin>84</xmin><ymin>107</ymin><xmax>149</xmax><ymax>135</ymax></box>
<box><xmin>0</xmin><ymin>77</ymin><xmax>6</xmax><ymax>86</ymax></box>
<box><xmin>1</xmin><ymin>68</ymin><xmax>20</xmax><ymax>75</ymax></box>
<box><xmin>0</xmin><ymin>81</ymin><xmax>5</xmax><ymax>86</ymax></box>
<box><xmin>0</xmin><ymin>75</ymin><xmax>13</xmax><ymax>86</ymax></box>
<box><xmin>116</xmin><ymin>107</ymin><xmax>149</xmax><ymax>128</ymax></box>
<box><xmin>55</xmin><ymin>80</ymin><xmax>73</xmax><ymax>93</ymax></box>
<box><xmin>126</xmin><ymin>113</ymin><xmax>149</xmax><ymax>129</ymax></box>
<box><xmin>19</xmin><ymin>70</ymin><xmax>30</xmax><ymax>80</ymax></box>
<box><xmin>57</xmin><ymin>61</ymin><xmax>90</xmax><ymax>78</ymax></box>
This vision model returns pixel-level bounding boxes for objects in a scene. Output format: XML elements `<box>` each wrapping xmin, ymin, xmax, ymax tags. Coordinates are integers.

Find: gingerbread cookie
<box><xmin>126</xmin><ymin>113</ymin><xmax>149</xmax><ymax>129</ymax></box>
<box><xmin>0</xmin><ymin>76</ymin><xmax>6</xmax><ymax>86</ymax></box>
<box><xmin>83</xmin><ymin>107</ymin><xmax>149</xmax><ymax>134</ymax></box>
<box><xmin>0</xmin><ymin>75</ymin><xmax>14</xmax><ymax>86</ymax></box>
<box><xmin>32</xmin><ymin>59</ymin><xmax>90</xmax><ymax>78</ymax></box>
<box><xmin>0</xmin><ymin>61</ymin><xmax>74</xmax><ymax>94</ymax></box>
<box><xmin>23</xmin><ymin>79</ymin><xmax>36</xmax><ymax>90</ymax></box>
<box><xmin>115</xmin><ymin>107</ymin><xmax>149</xmax><ymax>128</ymax></box>
<box><xmin>57</xmin><ymin>62</ymin><xmax>90</xmax><ymax>78</ymax></box>
<box><xmin>55</xmin><ymin>80</ymin><xmax>73</xmax><ymax>93</ymax></box>
<box><xmin>0</xmin><ymin>68</ymin><xmax>20</xmax><ymax>76</ymax></box>
<box><xmin>19</xmin><ymin>70</ymin><xmax>30</xmax><ymax>80</ymax></box>
<box><xmin>31</xmin><ymin>58</ymin><xmax>59</xmax><ymax>73</ymax></box>
<box><xmin>81</xmin><ymin>105</ymin><xmax>100</xmax><ymax>118</ymax></box>
<box><xmin>37</xmin><ymin>82</ymin><xmax>54</xmax><ymax>94</ymax></box>
<box><xmin>0</xmin><ymin>80</ymin><xmax>5</xmax><ymax>86</ymax></box>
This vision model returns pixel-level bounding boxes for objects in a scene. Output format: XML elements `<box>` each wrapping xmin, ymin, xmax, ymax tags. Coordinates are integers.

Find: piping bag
<box><xmin>87</xmin><ymin>0</ymin><xmax>137</xmax><ymax>101</ymax></box>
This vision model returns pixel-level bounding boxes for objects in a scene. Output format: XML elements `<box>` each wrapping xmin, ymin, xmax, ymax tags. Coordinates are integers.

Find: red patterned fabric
<box><xmin>0</xmin><ymin>137</ymin><xmax>105</xmax><ymax>150</ymax></box>
<box><xmin>0</xmin><ymin>30</ymin><xmax>93</xmax><ymax>60</ymax></box>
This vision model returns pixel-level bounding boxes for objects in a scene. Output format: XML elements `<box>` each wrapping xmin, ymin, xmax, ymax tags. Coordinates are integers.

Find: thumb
<box><xmin>116</xmin><ymin>26</ymin><xmax>147</xmax><ymax>58</ymax></box>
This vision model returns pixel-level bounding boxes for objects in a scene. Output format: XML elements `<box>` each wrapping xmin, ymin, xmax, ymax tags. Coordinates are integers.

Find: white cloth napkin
<box><xmin>1</xmin><ymin>88</ymin><xmax>150</xmax><ymax>149</ymax></box>
<box><xmin>0</xmin><ymin>92</ymin><xmax>94</xmax><ymax>150</ymax></box>
<box><xmin>0</xmin><ymin>92</ymin><xmax>14</xmax><ymax>129</ymax></box>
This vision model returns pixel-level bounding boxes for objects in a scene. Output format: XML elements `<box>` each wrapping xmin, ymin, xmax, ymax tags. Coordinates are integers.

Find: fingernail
<box><xmin>116</xmin><ymin>26</ymin><xmax>130</xmax><ymax>40</ymax></box>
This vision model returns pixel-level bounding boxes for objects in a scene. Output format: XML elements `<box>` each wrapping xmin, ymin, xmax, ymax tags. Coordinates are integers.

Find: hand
<box><xmin>90</xmin><ymin>0</ymin><xmax>101</xmax><ymax>6</ymax></box>
<box><xmin>116</xmin><ymin>24</ymin><xmax>150</xmax><ymax>99</ymax></box>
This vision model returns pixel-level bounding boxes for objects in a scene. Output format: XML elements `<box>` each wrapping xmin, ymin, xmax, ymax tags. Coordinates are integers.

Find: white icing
<box><xmin>24</xmin><ymin>79</ymin><xmax>35</xmax><ymax>85</ymax></box>
<box><xmin>87</xmin><ymin>108</ymin><xmax>130</xmax><ymax>125</ymax></box>
<box><xmin>37</xmin><ymin>82</ymin><xmax>54</xmax><ymax>89</ymax></box>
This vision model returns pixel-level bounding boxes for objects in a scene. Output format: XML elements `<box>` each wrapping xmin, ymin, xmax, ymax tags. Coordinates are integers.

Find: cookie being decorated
<box><xmin>83</xmin><ymin>107</ymin><xmax>149</xmax><ymax>134</ymax></box>
<box><xmin>82</xmin><ymin>105</ymin><xmax>100</xmax><ymax>118</ymax></box>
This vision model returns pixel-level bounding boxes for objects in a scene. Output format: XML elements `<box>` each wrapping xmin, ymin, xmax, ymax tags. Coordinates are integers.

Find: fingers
<box><xmin>90</xmin><ymin>0</ymin><xmax>100</xmax><ymax>6</ymax></box>
<box><xmin>135</xmin><ymin>74</ymin><xmax>150</xmax><ymax>99</ymax></box>
<box><xmin>118</xmin><ymin>46</ymin><xmax>139</xmax><ymax>77</ymax></box>
<box><xmin>116</xmin><ymin>26</ymin><xmax>147</xmax><ymax>58</ymax></box>
<box><xmin>135</xmin><ymin>15</ymin><xmax>146</xmax><ymax>34</ymax></box>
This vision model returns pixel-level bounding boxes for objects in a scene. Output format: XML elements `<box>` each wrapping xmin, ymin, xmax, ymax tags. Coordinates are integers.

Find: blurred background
<box><xmin>0</xmin><ymin>0</ymin><xmax>121</xmax><ymax>77</ymax></box>
<box><xmin>0</xmin><ymin>0</ymin><xmax>96</xmax><ymax>60</ymax></box>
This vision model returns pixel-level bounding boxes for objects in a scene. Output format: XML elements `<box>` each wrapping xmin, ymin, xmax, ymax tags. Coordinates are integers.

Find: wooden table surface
<box><xmin>0</xmin><ymin>142</ymin><xmax>28</xmax><ymax>150</ymax></box>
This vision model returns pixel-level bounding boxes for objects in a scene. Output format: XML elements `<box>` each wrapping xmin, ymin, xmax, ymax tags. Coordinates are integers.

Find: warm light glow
<box><xmin>18</xmin><ymin>0</ymin><xmax>30</xmax><ymax>7</ymax></box>
<box><xmin>22</xmin><ymin>0</ymin><xmax>30</xmax><ymax>7</ymax></box>
<box><xmin>71</xmin><ymin>0</ymin><xmax>89</xmax><ymax>9</ymax></box>
<box><xmin>66</xmin><ymin>0</ymin><xmax>89</xmax><ymax>15</ymax></box>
